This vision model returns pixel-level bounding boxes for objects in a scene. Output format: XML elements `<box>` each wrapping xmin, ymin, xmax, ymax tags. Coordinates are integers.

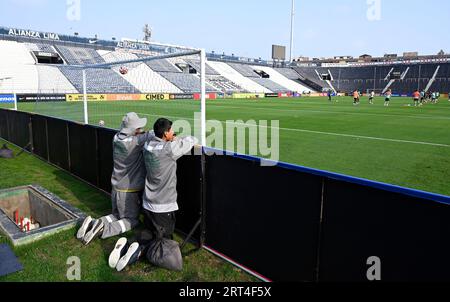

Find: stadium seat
<box><xmin>275</xmin><ymin>68</ymin><xmax>303</xmax><ymax>80</ymax></box>
<box><xmin>293</xmin><ymin>67</ymin><xmax>332</xmax><ymax>92</ymax></box>
<box><xmin>207</xmin><ymin>61</ymin><xmax>271</xmax><ymax>93</ymax></box>
<box><xmin>97</xmin><ymin>50</ymin><xmax>183</xmax><ymax>93</ymax></box>
<box><xmin>36</xmin><ymin>65</ymin><xmax>78</xmax><ymax>94</ymax></box>
<box><xmin>158</xmin><ymin>72</ymin><xmax>218</xmax><ymax>93</ymax></box>
<box><xmin>183</xmin><ymin>59</ymin><xmax>220</xmax><ymax>76</ymax></box>
<box><xmin>54</xmin><ymin>45</ymin><xmax>105</xmax><ymax>65</ymax></box>
<box><xmin>253</xmin><ymin>66</ymin><xmax>312</xmax><ymax>93</ymax></box>
<box><xmin>24</xmin><ymin>42</ymin><xmax>58</xmax><ymax>54</ymax></box>
<box><xmin>0</xmin><ymin>40</ymin><xmax>39</xmax><ymax>93</ymax></box>
<box><xmin>206</xmin><ymin>75</ymin><xmax>246</xmax><ymax>93</ymax></box>
<box><xmin>295</xmin><ymin>64</ymin><xmax>450</xmax><ymax>95</ymax></box>
<box><xmin>1</xmin><ymin>33</ymin><xmax>449</xmax><ymax>97</ymax></box>
<box><xmin>136</xmin><ymin>54</ymin><xmax>182</xmax><ymax>73</ymax></box>
<box><xmin>58</xmin><ymin>66</ymin><xmax>140</xmax><ymax>94</ymax></box>
<box><xmin>227</xmin><ymin>63</ymin><xmax>260</xmax><ymax>78</ymax></box>
<box><xmin>251</xmin><ymin>78</ymin><xmax>290</xmax><ymax>93</ymax></box>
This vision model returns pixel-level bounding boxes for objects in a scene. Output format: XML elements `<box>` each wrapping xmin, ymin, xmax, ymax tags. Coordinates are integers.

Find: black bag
<box><xmin>146</xmin><ymin>238</ymin><xmax>183</xmax><ymax>271</ymax></box>
<box><xmin>0</xmin><ymin>144</ymin><xmax>14</xmax><ymax>159</ymax></box>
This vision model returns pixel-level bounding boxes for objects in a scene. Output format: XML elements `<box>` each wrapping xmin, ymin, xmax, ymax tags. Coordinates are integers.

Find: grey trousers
<box><xmin>100</xmin><ymin>189</ymin><xmax>142</xmax><ymax>239</ymax></box>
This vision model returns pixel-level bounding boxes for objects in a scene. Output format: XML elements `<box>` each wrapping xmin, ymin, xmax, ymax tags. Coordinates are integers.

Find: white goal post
<box><xmin>52</xmin><ymin>47</ymin><xmax>207</xmax><ymax>146</ymax></box>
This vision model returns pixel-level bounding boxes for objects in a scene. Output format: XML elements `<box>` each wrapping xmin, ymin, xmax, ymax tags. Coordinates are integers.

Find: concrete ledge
<box><xmin>0</xmin><ymin>185</ymin><xmax>86</xmax><ymax>246</ymax></box>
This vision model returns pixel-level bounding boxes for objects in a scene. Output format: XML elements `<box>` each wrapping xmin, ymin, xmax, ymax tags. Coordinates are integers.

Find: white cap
<box><xmin>120</xmin><ymin>112</ymin><xmax>147</xmax><ymax>135</ymax></box>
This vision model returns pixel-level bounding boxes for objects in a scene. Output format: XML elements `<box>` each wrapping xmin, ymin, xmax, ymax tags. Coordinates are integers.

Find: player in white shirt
<box><xmin>384</xmin><ymin>89</ymin><xmax>392</xmax><ymax>107</ymax></box>
<box><xmin>369</xmin><ymin>91</ymin><xmax>375</xmax><ymax>105</ymax></box>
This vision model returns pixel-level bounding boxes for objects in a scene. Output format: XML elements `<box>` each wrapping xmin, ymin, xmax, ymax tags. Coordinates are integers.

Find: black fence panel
<box><xmin>68</xmin><ymin>123</ymin><xmax>98</xmax><ymax>187</ymax></box>
<box><xmin>176</xmin><ymin>151</ymin><xmax>203</xmax><ymax>242</ymax></box>
<box><xmin>204</xmin><ymin>154</ymin><xmax>323</xmax><ymax>282</ymax></box>
<box><xmin>3</xmin><ymin>109</ymin><xmax>450</xmax><ymax>282</ymax></box>
<box><xmin>96</xmin><ymin>128</ymin><xmax>116</xmax><ymax>193</ymax></box>
<box><xmin>31</xmin><ymin>115</ymin><xmax>48</xmax><ymax>161</ymax></box>
<box><xmin>6</xmin><ymin>110</ymin><xmax>30</xmax><ymax>148</ymax></box>
<box><xmin>319</xmin><ymin>178</ymin><xmax>450</xmax><ymax>282</ymax></box>
<box><xmin>46</xmin><ymin>117</ymin><xmax>70</xmax><ymax>171</ymax></box>
<box><xmin>0</xmin><ymin>110</ymin><xmax>9</xmax><ymax>141</ymax></box>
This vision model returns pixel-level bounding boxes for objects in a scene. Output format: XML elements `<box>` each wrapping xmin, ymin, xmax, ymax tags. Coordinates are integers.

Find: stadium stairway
<box><xmin>0</xmin><ymin>40</ymin><xmax>39</xmax><ymax>93</ymax></box>
<box><xmin>184</xmin><ymin>59</ymin><xmax>220</xmax><ymax>76</ymax></box>
<box><xmin>251</xmin><ymin>78</ymin><xmax>290</xmax><ymax>93</ymax></box>
<box><xmin>275</xmin><ymin>68</ymin><xmax>318</xmax><ymax>92</ymax></box>
<box><xmin>206</xmin><ymin>75</ymin><xmax>246</xmax><ymax>93</ymax></box>
<box><xmin>135</xmin><ymin>55</ymin><xmax>214</xmax><ymax>93</ymax></box>
<box><xmin>138</xmin><ymin>54</ymin><xmax>182</xmax><ymax>73</ymax></box>
<box><xmin>97</xmin><ymin>50</ymin><xmax>183</xmax><ymax>93</ymax></box>
<box><xmin>326</xmin><ymin>80</ymin><xmax>337</xmax><ymax>94</ymax></box>
<box><xmin>227</xmin><ymin>62</ymin><xmax>260</xmax><ymax>78</ymax></box>
<box><xmin>383</xmin><ymin>79</ymin><xmax>398</xmax><ymax>94</ymax></box>
<box><xmin>425</xmin><ymin>65</ymin><xmax>440</xmax><ymax>92</ymax></box>
<box><xmin>166</xmin><ymin>56</ymin><xmax>239</xmax><ymax>93</ymax></box>
<box><xmin>152</xmin><ymin>56</ymin><xmax>219</xmax><ymax>93</ymax></box>
<box><xmin>157</xmin><ymin>72</ymin><xmax>218</xmax><ymax>93</ymax></box>
<box><xmin>293</xmin><ymin>67</ymin><xmax>331</xmax><ymax>92</ymax></box>
<box><xmin>207</xmin><ymin>61</ymin><xmax>271</xmax><ymax>93</ymax></box>
<box><xmin>429</xmin><ymin>64</ymin><xmax>450</xmax><ymax>92</ymax></box>
<box><xmin>275</xmin><ymin>67</ymin><xmax>303</xmax><ymax>80</ymax></box>
<box><xmin>252</xmin><ymin>66</ymin><xmax>312</xmax><ymax>93</ymax></box>
<box><xmin>187</xmin><ymin>59</ymin><xmax>247</xmax><ymax>93</ymax></box>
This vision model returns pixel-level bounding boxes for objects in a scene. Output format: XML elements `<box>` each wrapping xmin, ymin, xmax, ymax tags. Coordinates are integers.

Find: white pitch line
<box><xmin>239</xmin><ymin>122</ymin><xmax>450</xmax><ymax>148</ymax></box>
<box><xmin>90</xmin><ymin>113</ymin><xmax>450</xmax><ymax>148</ymax></box>
<box><xmin>136</xmin><ymin>112</ymin><xmax>196</xmax><ymax>122</ymax></box>
<box><xmin>91</xmin><ymin>112</ymin><xmax>197</xmax><ymax>122</ymax></box>
<box><xmin>206</xmin><ymin>104</ymin><xmax>450</xmax><ymax>121</ymax></box>
<box><xmin>86</xmin><ymin>100</ymin><xmax>450</xmax><ymax>119</ymax></box>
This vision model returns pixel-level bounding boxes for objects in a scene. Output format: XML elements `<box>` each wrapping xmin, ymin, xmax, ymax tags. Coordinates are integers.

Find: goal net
<box><xmin>32</xmin><ymin>45</ymin><xmax>207</xmax><ymax>145</ymax></box>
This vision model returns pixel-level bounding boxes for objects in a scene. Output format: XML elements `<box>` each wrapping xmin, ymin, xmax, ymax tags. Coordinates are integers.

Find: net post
<box><xmin>289</xmin><ymin>0</ymin><xmax>295</xmax><ymax>63</ymax></box>
<box><xmin>13</xmin><ymin>93</ymin><xmax>17</xmax><ymax>111</ymax></box>
<box><xmin>200</xmin><ymin>49</ymin><xmax>206</xmax><ymax>146</ymax></box>
<box><xmin>82</xmin><ymin>69</ymin><xmax>88</xmax><ymax>124</ymax></box>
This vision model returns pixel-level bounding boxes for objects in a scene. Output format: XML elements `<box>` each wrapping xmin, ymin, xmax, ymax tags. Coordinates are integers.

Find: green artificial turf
<box><xmin>11</xmin><ymin>96</ymin><xmax>450</xmax><ymax>195</ymax></box>
<box><xmin>0</xmin><ymin>141</ymin><xmax>257</xmax><ymax>282</ymax></box>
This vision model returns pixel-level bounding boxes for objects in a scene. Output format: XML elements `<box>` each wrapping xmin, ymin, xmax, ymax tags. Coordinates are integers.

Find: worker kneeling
<box><xmin>77</xmin><ymin>112</ymin><xmax>153</xmax><ymax>245</ymax></box>
<box><xmin>108</xmin><ymin>118</ymin><xmax>197</xmax><ymax>272</ymax></box>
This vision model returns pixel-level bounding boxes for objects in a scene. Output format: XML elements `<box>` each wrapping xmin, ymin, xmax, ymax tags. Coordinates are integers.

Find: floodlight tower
<box><xmin>289</xmin><ymin>0</ymin><xmax>295</xmax><ymax>63</ymax></box>
<box><xmin>143</xmin><ymin>24</ymin><xmax>152</xmax><ymax>42</ymax></box>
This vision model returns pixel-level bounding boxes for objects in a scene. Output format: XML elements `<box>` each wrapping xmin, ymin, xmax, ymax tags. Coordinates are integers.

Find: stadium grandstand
<box><xmin>0</xmin><ymin>26</ymin><xmax>449</xmax><ymax>97</ymax></box>
<box><xmin>3</xmin><ymin>0</ymin><xmax>450</xmax><ymax>286</ymax></box>
<box><xmin>0</xmin><ymin>26</ymin><xmax>303</xmax><ymax>96</ymax></box>
<box><xmin>292</xmin><ymin>52</ymin><xmax>450</xmax><ymax>95</ymax></box>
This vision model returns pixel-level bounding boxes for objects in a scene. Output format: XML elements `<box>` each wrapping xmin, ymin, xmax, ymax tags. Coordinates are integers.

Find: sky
<box><xmin>0</xmin><ymin>0</ymin><xmax>449</xmax><ymax>60</ymax></box>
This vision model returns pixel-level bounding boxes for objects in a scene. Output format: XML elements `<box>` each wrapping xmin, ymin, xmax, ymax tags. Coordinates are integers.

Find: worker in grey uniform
<box><xmin>77</xmin><ymin>112</ymin><xmax>154</xmax><ymax>245</ymax></box>
<box><xmin>106</xmin><ymin>118</ymin><xmax>198</xmax><ymax>271</ymax></box>
<box><xmin>142</xmin><ymin>118</ymin><xmax>198</xmax><ymax>242</ymax></box>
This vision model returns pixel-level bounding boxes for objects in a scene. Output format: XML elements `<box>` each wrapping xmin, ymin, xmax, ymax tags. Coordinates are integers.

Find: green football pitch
<box><xmin>5</xmin><ymin>96</ymin><xmax>450</xmax><ymax>196</ymax></box>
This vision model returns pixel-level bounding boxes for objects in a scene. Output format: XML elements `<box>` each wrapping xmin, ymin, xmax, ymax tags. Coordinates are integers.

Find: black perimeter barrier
<box><xmin>1</xmin><ymin>108</ymin><xmax>450</xmax><ymax>282</ymax></box>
